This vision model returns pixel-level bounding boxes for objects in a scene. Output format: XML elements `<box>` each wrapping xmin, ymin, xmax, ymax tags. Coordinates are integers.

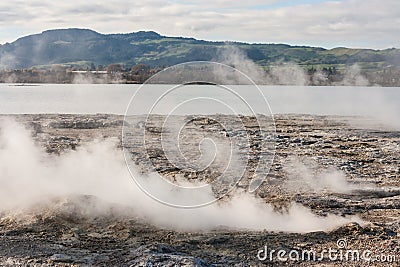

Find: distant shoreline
<box><xmin>1</xmin><ymin>68</ymin><xmax>399</xmax><ymax>87</ymax></box>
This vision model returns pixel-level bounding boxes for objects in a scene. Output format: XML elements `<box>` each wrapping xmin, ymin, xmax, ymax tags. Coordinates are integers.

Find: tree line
<box><xmin>1</xmin><ymin>63</ymin><xmax>400</xmax><ymax>86</ymax></box>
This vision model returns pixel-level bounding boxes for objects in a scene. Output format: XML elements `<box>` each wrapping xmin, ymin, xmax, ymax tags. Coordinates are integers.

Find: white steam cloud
<box><xmin>215</xmin><ymin>46</ymin><xmax>369</xmax><ymax>87</ymax></box>
<box><xmin>340</xmin><ymin>64</ymin><xmax>369</xmax><ymax>86</ymax></box>
<box><xmin>283</xmin><ymin>157</ymin><xmax>372</xmax><ymax>194</ymax></box>
<box><xmin>270</xmin><ymin>63</ymin><xmax>309</xmax><ymax>86</ymax></box>
<box><xmin>0</xmin><ymin>119</ymin><xmax>358</xmax><ymax>232</ymax></box>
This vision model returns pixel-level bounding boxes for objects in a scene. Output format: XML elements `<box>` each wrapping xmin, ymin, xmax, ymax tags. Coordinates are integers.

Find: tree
<box><xmin>106</xmin><ymin>64</ymin><xmax>123</xmax><ymax>73</ymax></box>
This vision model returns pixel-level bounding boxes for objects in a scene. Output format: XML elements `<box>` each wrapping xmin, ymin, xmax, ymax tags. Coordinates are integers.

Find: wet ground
<box><xmin>0</xmin><ymin>114</ymin><xmax>399</xmax><ymax>266</ymax></box>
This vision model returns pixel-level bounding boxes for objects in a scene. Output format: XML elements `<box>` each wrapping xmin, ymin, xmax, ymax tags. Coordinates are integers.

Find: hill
<box><xmin>1</xmin><ymin>28</ymin><xmax>400</xmax><ymax>71</ymax></box>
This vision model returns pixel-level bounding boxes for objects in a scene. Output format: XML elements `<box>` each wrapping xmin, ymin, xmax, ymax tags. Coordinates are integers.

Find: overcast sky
<box><xmin>0</xmin><ymin>0</ymin><xmax>399</xmax><ymax>49</ymax></box>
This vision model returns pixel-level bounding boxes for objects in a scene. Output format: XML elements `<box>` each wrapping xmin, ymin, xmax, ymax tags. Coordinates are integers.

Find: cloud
<box><xmin>0</xmin><ymin>0</ymin><xmax>399</xmax><ymax>48</ymax></box>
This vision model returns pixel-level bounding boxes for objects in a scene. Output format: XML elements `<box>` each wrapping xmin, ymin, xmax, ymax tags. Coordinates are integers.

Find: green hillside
<box><xmin>0</xmin><ymin>28</ymin><xmax>399</xmax><ymax>71</ymax></box>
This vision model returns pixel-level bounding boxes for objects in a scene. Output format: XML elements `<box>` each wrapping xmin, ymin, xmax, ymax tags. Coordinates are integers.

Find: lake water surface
<box><xmin>0</xmin><ymin>84</ymin><xmax>399</xmax><ymax>128</ymax></box>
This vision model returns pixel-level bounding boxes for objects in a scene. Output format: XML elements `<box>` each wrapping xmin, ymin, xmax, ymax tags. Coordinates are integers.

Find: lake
<box><xmin>0</xmin><ymin>84</ymin><xmax>399</xmax><ymax>129</ymax></box>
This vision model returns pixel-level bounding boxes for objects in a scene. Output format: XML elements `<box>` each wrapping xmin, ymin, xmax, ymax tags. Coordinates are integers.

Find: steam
<box><xmin>72</xmin><ymin>73</ymin><xmax>95</xmax><ymax>84</ymax></box>
<box><xmin>340</xmin><ymin>64</ymin><xmax>369</xmax><ymax>86</ymax></box>
<box><xmin>270</xmin><ymin>63</ymin><xmax>308</xmax><ymax>86</ymax></box>
<box><xmin>0</xmin><ymin>53</ymin><xmax>17</xmax><ymax>70</ymax></box>
<box><xmin>311</xmin><ymin>70</ymin><xmax>329</xmax><ymax>85</ymax></box>
<box><xmin>71</xmin><ymin>71</ymin><xmax>124</xmax><ymax>84</ymax></box>
<box><xmin>0</xmin><ymin>119</ymin><xmax>358</xmax><ymax>232</ymax></box>
<box><xmin>215</xmin><ymin>46</ymin><xmax>270</xmax><ymax>84</ymax></box>
<box><xmin>215</xmin><ymin>46</ymin><xmax>309</xmax><ymax>85</ymax></box>
<box><xmin>215</xmin><ymin>46</ymin><xmax>369</xmax><ymax>86</ymax></box>
<box><xmin>3</xmin><ymin>73</ymin><xmax>17</xmax><ymax>83</ymax></box>
<box><xmin>283</xmin><ymin>157</ymin><xmax>370</xmax><ymax>194</ymax></box>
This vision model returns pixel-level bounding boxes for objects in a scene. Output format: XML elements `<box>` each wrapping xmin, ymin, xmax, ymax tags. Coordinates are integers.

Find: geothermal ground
<box><xmin>0</xmin><ymin>114</ymin><xmax>399</xmax><ymax>266</ymax></box>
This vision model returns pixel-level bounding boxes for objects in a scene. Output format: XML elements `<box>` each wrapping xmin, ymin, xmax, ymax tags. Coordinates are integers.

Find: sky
<box><xmin>0</xmin><ymin>0</ymin><xmax>399</xmax><ymax>49</ymax></box>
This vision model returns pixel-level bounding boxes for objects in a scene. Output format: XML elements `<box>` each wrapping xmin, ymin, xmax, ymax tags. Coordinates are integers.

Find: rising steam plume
<box><xmin>215</xmin><ymin>46</ymin><xmax>370</xmax><ymax>86</ymax></box>
<box><xmin>0</xmin><ymin>119</ymin><xmax>359</xmax><ymax>232</ymax></box>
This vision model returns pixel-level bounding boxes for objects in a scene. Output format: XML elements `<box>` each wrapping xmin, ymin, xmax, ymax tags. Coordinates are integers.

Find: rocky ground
<box><xmin>0</xmin><ymin>114</ymin><xmax>399</xmax><ymax>266</ymax></box>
